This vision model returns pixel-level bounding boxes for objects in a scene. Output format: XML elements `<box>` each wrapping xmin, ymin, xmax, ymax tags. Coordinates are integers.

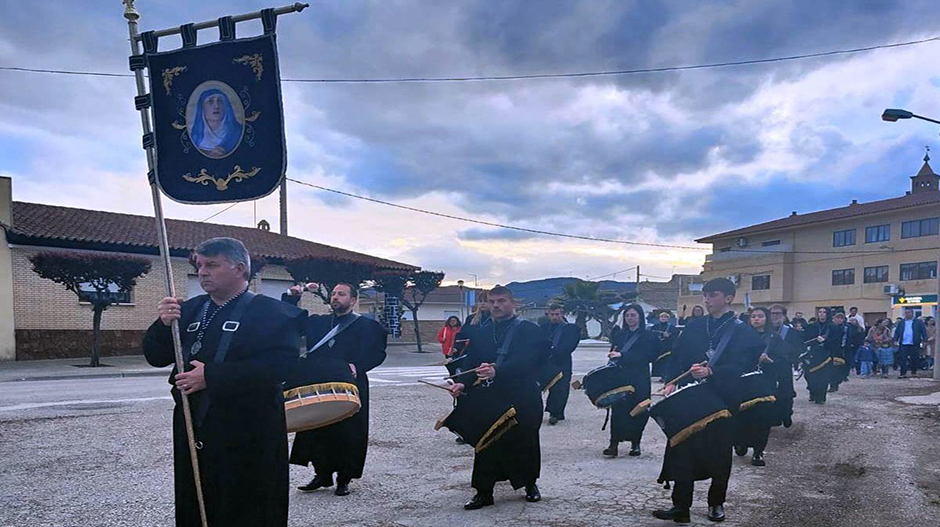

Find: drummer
<box><xmin>605</xmin><ymin>304</ymin><xmax>661</xmax><ymax>458</ymax></box>
<box><xmin>282</xmin><ymin>282</ymin><xmax>387</xmax><ymax>497</ymax></box>
<box><xmin>652</xmin><ymin>277</ymin><xmax>762</xmax><ymax>524</ymax></box>
<box><xmin>448</xmin><ymin>285</ymin><xmax>552</xmax><ymax>510</ymax></box>
<box><xmin>540</xmin><ymin>304</ymin><xmax>581</xmax><ymax>425</ymax></box>
<box><xmin>143</xmin><ymin>237</ymin><xmax>306</xmax><ymax>527</ymax></box>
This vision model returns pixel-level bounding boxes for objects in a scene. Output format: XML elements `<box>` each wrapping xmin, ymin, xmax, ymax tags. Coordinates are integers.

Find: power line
<box><xmin>1</xmin><ymin>35</ymin><xmax>937</xmax><ymax>84</ymax></box>
<box><xmin>587</xmin><ymin>266</ymin><xmax>638</xmax><ymax>281</ymax></box>
<box><xmin>285</xmin><ymin>177</ymin><xmax>930</xmax><ymax>257</ymax></box>
<box><xmin>200</xmin><ymin>202</ymin><xmax>238</xmax><ymax>222</ymax></box>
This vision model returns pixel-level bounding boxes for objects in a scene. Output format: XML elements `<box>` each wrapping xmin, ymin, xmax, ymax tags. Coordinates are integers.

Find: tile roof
<box><xmin>696</xmin><ymin>191</ymin><xmax>940</xmax><ymax>243</ymax></box>
<box><xmin>8</xmin><ymin>201</ymin><xmax>416</xmax><ymax>270</ymax></box>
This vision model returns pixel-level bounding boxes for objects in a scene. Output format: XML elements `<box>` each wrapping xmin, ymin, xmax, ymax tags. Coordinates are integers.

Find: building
<box><xmin>678</xmin><ymin>156</ymin><xmax>940</xmax><ymax>326</ymax></box>
<box><xmin>358</xmin><ymin>285</ymin><xmax>480</xmax><ymax>346</ymax></box>
<box><xmin>0</xmin><ymin>176</ymin><xmax>416</xmax><ymax>361</ymax></box>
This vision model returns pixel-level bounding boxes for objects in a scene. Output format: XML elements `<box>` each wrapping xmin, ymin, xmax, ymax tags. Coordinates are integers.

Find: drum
<box><xmin>650</xmin><ymin>382</ymin><xmax>731</xmax><ymax>447</ymax></box>
<box><xmin>738</xmin><ymin>370</ymin><xmax>776</xmax><ymax>412</ymax></box>
<box><xmin>283</xmin><ymin>356</ymin><xmax>362</xmax><ymax>433</ymax></box>
<box><xmin>444</xmin><ymin>353</ymin><xmax>468</xmax><ymax>377</ymax></box>
<box><xmin>579</xmin><ymin>363</ymin><xmax>634</xmax><ymax>408</ymax></box>
<box><xmin>435</xmin><ymin>386</ymin><xmax>518</xmax><ymax>453</ymax></box>
<box><xmin>537</xmin><ymin>359</ymin><xmax>564</xmax><ymax>393</ymax></box>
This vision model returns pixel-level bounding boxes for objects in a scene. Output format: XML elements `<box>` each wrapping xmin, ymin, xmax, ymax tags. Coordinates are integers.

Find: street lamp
<box><xmin>882</xmin><ymin>107</ymin><xmax>940</xmax><ymax>380</ymax></box>
<box><xmin>457</xmin><ymin>280</ymin><xmax>465</xmax><ymax>321</ymax></box>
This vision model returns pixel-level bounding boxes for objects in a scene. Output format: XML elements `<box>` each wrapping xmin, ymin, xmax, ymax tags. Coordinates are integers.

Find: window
<box><xmin>751</xmin><ymin>275</ymin><xmax>771</xmax><ymax>290</ymax></box>
<box><xmin>832</xmin><ymin>229</ymin><xmax>856</xmax><ymax>247</ymax></box>
<box><xmin>761</xmin><ymin>240</ymin><xmax>781</xmax><ymax>247</ymax></box>
<box><xmin>865</xmin><ymin>224</ymin><xmax>890</xmax><ymax>243</ymax></box>
<box><xmin>863</xmin><ymin>266</ymin><xmax>889</xmax><ymax>283</ymax></box>
<box><xmin>831</xmin><ymin>268</ymin><xmax>855</xmax><ymax>286</ymax></box>
<box><xmin>900</xmin><ymin>261</ymin><xmax>938</xmax><ymax>281</ymax></box>
<box><xmin>901</xmin><ymin>217</ymin><xmax>940</xmax><ymax>239</ymax></box>
<box><xmin>78</xmin><ymin>282</ymin><xmax>132</xmax><ymax>304</ymax></box>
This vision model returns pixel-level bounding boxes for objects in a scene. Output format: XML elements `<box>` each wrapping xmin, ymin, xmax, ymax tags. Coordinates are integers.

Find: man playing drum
<box><xmin>283</xmin><ymin>282</ymin><xmax>387</xmax><ymax>497</ymax></box>
<box><xmin>653</xmin><ymin>277</ymin><xmax>762</xmax><ymax>524</ymax></box>
<box><xmin>143</xmin><ymin>237</ymin><xmax>306</xmax><ymax>527</ymax></box>
<box><xmin>449</xmin><ymin>285</ymin><xmax>552</xmax><ymax>510</ymax></box>
<box><xmin>539</xmin><ymin>303</ymin><xmax>581</xmax><ymax>425</ymax></box>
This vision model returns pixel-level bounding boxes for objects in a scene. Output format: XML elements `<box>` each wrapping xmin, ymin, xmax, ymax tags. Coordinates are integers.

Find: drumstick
<box><xmin>418</xmin><ymin>379</ymin><xmax>454</xmax><ymax>392</ymax></box>
<box><xmin>443</xmin><ymin>366</ymin><xmax>485</xmax><ymax>381</ymax></box>
<box><xmin>659</xmin><ymin>361</ymin><xmax>708</xmax><ymax>392</ymax></box>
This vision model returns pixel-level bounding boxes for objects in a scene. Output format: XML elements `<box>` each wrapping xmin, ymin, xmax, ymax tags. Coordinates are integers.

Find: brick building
<box><xmin>0</xmin><ymin>176</ymin><xmax>415</xmax><ymax>361</ymax></box>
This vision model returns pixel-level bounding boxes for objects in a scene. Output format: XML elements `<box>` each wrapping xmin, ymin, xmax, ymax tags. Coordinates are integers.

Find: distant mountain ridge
<box><xmin>505</xmin><ymin>277</ymin><xmax>637</xmax><ymax>307</ymax></box>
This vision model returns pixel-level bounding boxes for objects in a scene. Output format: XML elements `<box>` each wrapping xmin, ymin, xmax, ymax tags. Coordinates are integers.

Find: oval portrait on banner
<box><xmin>185</xmin><ymin>80</ymin><xmax>246</xmax><ymax>159</ymax></box>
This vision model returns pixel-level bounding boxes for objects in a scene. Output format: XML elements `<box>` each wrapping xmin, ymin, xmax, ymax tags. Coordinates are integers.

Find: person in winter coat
<box><xmin>437</xmin><ymin>316</ymin><xmax>463</xmax><ymax>356</ymax></box>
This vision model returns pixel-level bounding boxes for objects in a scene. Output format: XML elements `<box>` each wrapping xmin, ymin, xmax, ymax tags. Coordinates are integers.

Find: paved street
<box><xmin>2</xmin><ymin>346</ymin><xmax>940</xmax><ymax>526</ymax></box>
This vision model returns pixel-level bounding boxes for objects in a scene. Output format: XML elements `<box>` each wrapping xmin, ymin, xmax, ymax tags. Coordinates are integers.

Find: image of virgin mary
<box><xmin>189</xmin><ymin>88</ymin><xmax>244</xmax><ymax>158</ymax></box>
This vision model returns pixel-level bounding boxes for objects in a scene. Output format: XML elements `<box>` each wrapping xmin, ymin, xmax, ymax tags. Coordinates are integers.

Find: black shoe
<box><xmin>734</xmin><ymin>445</ymin><xmax>747</xmax><ymax>457</ymax></box>
<box><xmin>334</xmin><ymin>483</ymin><xmax>350</xmax><ymax>496</ymax></box>
<box><xmin>652</xmin><ymin>507</ymin><xmax>691</xmax><ymax>523</ymax></box>
<box><xmin>548</xmin><ymin>416</ymin><xmax>559</xmax><ymax>425</ymax></box>
<box><xmin>629</xmin><ymin>442</ymin><xmax>641</xmax><ymax>456</ymax></box>
<box><xmin>464</xmin><ymin>493</ymin><xmax>494</xmax><ymax>510</ymax></box>
<box><xmin>297</xmin><ymin>475</ymin><xmax>333</xmax><ymax>492</ymax></box>
<box><xmin>828</xmin><ymin>386</ymin><xmax>838</xmax><ymax>393</ymax></box>
<box><xmin>525</xmin><ymin>484</ymin><xmax>541</xmax><ymax>502</ymax></box>
<box><xmin>783</xmin><ymin>417</ymin><xmax>793</xmax><ymax>428</ymax></box>
<box><xmin>751</xmin><ymin>452</ymin><xmax>765</xmax><ymax>466</ymax></box>
<box><xmin>707</xmin><ymin>504</ymin><xmax>725</xmax><ymax>522</ymax></box>
<box><xmin>455</xmin><ymin>437</ymin><xmax>466</xmax><ymax>445</ymax></box>
<box><xmin>603</xmin><ymin>443</ymin><xmax>618</xmax><ymax>458</ymax></box>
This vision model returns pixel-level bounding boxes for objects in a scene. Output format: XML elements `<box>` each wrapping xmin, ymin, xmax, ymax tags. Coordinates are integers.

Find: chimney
<box><xmin>850</xmin><ymin>199</ymin><xmax>857</xmax><ymax>206</ymax></box>
<box><xmin>790</xmin><ymin>211</ymin><xmax>797</xmax><ymax>216</ymax></box>
<box><xmin>0</xmin><ymin>176</ymin><xmax>11</xmax><ymax>227</ymax></box>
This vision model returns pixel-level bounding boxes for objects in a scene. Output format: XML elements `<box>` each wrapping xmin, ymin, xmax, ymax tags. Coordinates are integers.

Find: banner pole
<box><xmin>121</xmin><ymin>2</ymin><xmax>209</xmax><ymax>526</ymax></box>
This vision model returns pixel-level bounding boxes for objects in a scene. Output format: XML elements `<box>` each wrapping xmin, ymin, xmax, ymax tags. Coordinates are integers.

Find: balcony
<box><xmin>705</xmin><ymin>243</ymin><xmax>793</xmax><ymax>264</ymax></box>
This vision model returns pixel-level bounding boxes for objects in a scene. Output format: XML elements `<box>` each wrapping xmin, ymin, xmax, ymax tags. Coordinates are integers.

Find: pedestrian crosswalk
<box><xmin>368</xmin><ymin>365</ymin><xmax>450</xmax><ymax>386</ymax></box>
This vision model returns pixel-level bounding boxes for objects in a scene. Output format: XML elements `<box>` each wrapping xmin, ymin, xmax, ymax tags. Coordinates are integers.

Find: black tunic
<box><xmin>609</xmin><ymin>327</ymin><xmax>660</xmax><ymax>443</ymax></box>
<box><xmin>651</xmin><ymin>322</ymin><xmax>676</xmax><ymax>379</ymax></box>
<box><xmin>459</xmin><ymin>316</ymin><xmax>551</xmax><ymax>491</ymax></box>
<box><xmin>768</xmin><ymin>324</ymin><xmax>801</xmax><ymax>425</ymax></box>
<box><xmin>142</xmin><ymin>293</ymin><xmax>305</xmax><ymax>527</ymax></box>
<box><xmin>802</xmin><ymin>321</ymin><xmax>831</xmax><ymax>402</ymax></box>
<box><xmin>732</xmin><ymin>329</ymin><xmax>778</xmax><ymax>452</ymax></box>
<box><xmin>658</xmin><ymin>312</ymin><xmax>763</xmax><ymax>484</ymax></box>
<box><xmin>287</xmin><ymin>310</ymin><xmax>388</xmax><ymax>481</ymax></box>
<box><xmin>540</xmin><ymin>321</ymin><xmax>580</xmax><ymax>418</ymax></box>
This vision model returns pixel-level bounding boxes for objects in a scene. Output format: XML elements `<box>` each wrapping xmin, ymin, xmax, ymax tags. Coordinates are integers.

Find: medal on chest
<box><xmin>328</xmin><ymin>338</ymin><xmax>335</xmax><ymax>348</ymax></box>
<box><xmin>190</xmin><ymin>340</ymin><xmax>202</xmax><ymax>357</ymax></box>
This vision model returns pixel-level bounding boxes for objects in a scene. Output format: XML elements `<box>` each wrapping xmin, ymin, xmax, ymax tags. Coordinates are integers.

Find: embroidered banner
<box><xmin>145</xmin><ymin>34</ymin><xmax>285</xmax><ymax>203</ymax></box>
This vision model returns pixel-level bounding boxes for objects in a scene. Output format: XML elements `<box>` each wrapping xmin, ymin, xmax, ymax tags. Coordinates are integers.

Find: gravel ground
<box><xmin>1</xmin><ymin>350</ymin><xmax>939</xmax><ymax>527</ymax></box>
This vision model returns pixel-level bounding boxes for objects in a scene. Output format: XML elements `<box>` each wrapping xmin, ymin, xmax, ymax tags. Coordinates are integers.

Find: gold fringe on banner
<box><xmin>739</xmin><ymin>395</ymin><xmax>777</xmax><ymax>412</ymax></box>
<box><xmin>668</xmin><ymin>409</ymin><xmax>731</xmax><ymax>448</ymax></box>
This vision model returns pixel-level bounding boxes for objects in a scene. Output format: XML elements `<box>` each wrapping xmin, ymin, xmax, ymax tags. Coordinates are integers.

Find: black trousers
<box><xmin>899</xmin><ymin>345</ymin><xmax>920</xmax><ymax>376</ymax></box>
<box><xmin>544</xmin><ymin>369</ymin><xmax>572</xmax><ymax>418</ymax></box>
<box><xmin>672</xmin><ymin>478</ymin><xmax>728</xmax><ymax>509</ymax></box>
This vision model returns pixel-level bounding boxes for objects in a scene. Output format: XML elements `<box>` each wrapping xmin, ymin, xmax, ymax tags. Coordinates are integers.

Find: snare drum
<box><xmin>283</xmin><ymin>356</ymin><xmax>362</xmax><ymax>433</ymax></box>
<box><xmin>435</xmin><ymin>386</ymin><xmax>518</xmax><ymax>453</ymax></box>
<box><xmin>738</xmin><ymin>370</ymin><xmax>776</xmax><ymax>412</ymax></box>
<box><xmin>578</xmin><ymin>363</ymin><xmax>634</xmax><ymax>408</ymax></box>
<box><xmin>650</xmin><ymin>382</ymin><xmax>731</xmax><ymax>447</ymax></box>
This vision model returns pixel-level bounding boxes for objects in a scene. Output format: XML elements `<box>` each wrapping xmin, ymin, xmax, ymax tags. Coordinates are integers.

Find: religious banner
<box><xmin>144</xmin><ymin>25</ymin><xmax>286</xmax><ymax>203</ymax></box>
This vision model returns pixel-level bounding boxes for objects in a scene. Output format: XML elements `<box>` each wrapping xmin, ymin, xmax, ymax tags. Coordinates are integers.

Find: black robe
<box><xmin>829</xmin><ymin>322</ymin><xmax>858</xmax><ymax>388</ymax></box>
<box><xmin>609</xmin><ymin>327</ymin><xmax>660</xmax><ymax>444</ymax></box>
<box><xmin>458</xmin><ymin>316</ymin><xmax>551</xmax><ymax>491</ymax></box>
<box><xmin>285</xmin><ymin>306</ymin><xmax>388</xmax><ymax>481</ymax></box>
<box><xmin>802</xmin><ymin>321</ymin><xmax>832</xmax><ymax>402</ymax></box>
<box><xmin>768</xmin><ymin>324</ymin><xmax>801</xmax><ymax>425</ymax></box>
<box><xmin>651</xmin><ymin>321</ymin><xmax>676</xmax><ymax>379</ymax></box>
<box><xmin>732</xmin><ymin>330</ymin><xmax>778</xmax><ymax>453</ymax></box>
<box><xmin>658</xmin><ymin>313</ymin><xmax>763</xmax><ymax>484</ymax></box>
<box><xmin>142</xmin><ymin>293</ymin><xmax>305</xmax><ymax>527</ymax></box>
<box><xmin>540</xmin><ymin>321</ymin><xmax>581</xmax><ymax>419</ymax></box>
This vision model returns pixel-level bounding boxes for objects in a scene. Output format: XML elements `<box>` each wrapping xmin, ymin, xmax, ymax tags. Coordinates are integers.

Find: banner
<box><xmin>145</xmin><ymin>33</ymin><xmax>286</xmax><ymax>203</ymax></box>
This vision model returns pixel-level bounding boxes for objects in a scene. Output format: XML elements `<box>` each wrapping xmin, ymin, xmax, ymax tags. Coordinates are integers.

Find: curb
<box><xmin>1</xmin><ymin>369</ymin><xmax>170</xmax><ymax>383</ymax></box>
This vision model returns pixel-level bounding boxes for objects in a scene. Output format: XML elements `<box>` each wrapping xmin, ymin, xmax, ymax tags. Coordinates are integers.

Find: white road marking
<box><xmin>0</xmin><ymin>396</ymin><xmax>172</xmax><ymax>412</ymax></box>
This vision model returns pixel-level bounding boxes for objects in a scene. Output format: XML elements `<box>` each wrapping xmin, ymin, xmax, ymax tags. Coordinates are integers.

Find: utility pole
<box><xmin>279</xmin><ymin>178</ymin><xmax>288</xmax><ymax>235</ymax></box>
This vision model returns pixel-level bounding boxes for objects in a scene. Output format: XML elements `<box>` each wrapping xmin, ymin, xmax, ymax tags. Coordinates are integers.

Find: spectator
<box><xmin>437</xmin><ymin>316</ymin><xmax>462</xmax><ymax>356</ymax></box>
<box><xmin>846</xmin><ymin>317</ymin><xmax>866</xmax><ymax>377</ymax></box>
<box><xmin>869</xmin><ymin>319</ymin><xmax>894</xmax><ymax>378</ymax></box>
<box><xmin>678</xmin><ymin>305</ymin><xmax>704</xmax><ymax>326</ymax></box>
<box><xmin>847</xmin><ymin>307</ymin><xmax>866</xmax><ymax>332</ymax></box>
<box><xmin>855</xmin><ymin>336</ymin><xmax>876</xmax><ymax>378</ymax></box>
<box><xmin>894</xmin><ymin>310</ymin><xmax>928</xmax><ymax>378</ymax></box>
<box><xmin>925</xmin><ymin>317</ymin><xmax>936</xmax><ymax>371</ymax></box>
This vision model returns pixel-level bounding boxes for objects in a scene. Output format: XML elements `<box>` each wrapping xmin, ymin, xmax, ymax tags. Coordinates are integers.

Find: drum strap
<box><xmin>707</xmin><ymin>319</ymin><xmax>740</xmax><ymax>368</ymax></box>
<box><xmin>304</xmin><ymin>313</ymin><xmax>361</xmax><ymax>358</ymax></box>
<box><xmin>550</xmin><ymin>323</ymin><xmax>567</xmax><ymax>349</ymax></box>
<box><xmin>495</xmin><ymin>317</ymin><xmax>523</xmax><ymax>368</ymax></box>
<box><xmin>618</xmin><ymin>331</ymin><xmax>641</xmax><ymax>357</ymax></box>
<box><xmin>213</xmin><ymin>291</ymin><xmax>256</xmax><ymax>364</ymax></box>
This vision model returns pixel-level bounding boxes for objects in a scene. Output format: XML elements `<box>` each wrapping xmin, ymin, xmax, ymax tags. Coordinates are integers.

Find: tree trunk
<box><xmin>575</xmin><ymin>311</ymin><xmax>588</xmax><ymax>339</ymax></box>
<box><xmin>90</xmin><ymin>306</ymin><xmax>103</xmax><ymax>367</ymax></box>
<box><xmin>411</xmin><ymin>308</ymin><xmax>425</xmax><ymax>352</ymax></box>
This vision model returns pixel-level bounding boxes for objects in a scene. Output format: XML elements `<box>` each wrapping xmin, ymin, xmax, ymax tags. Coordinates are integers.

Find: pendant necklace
<box><xmin>705</xmin><ymin>313</ymin><xmax>733</xmax><ymax>356</ymax></box>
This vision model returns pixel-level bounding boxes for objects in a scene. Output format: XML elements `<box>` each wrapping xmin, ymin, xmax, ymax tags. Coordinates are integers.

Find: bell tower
<box><xmin>911</xmin><ymin>146</ymin><xmax>940</xmax><ymax>194</ymax></box>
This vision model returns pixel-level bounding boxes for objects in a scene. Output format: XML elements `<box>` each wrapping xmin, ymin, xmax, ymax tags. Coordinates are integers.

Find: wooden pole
<box><xmin>121</xmin><ymin>2</ymin><xmax>208</xmax><ymax>525</ymax></box>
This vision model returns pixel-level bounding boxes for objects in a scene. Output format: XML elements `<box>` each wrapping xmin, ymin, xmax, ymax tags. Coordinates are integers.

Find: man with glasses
<box><xmin>769</xmin><ymin>305</ymin><xmax>801</xmax><ymax>428</ymax></box>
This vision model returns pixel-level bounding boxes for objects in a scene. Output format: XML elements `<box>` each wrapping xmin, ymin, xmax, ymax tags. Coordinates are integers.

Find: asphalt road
<box><xmin>1</xmin><ymin>347</ymin><xmax>939</xmax><ymax>526</ymax></box>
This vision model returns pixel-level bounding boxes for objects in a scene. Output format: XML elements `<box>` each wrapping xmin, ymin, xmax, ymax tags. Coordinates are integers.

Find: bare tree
<box><xmin>285</xmin><ymin>256</ymin><xmax>376</xmax><ymax>304</ymax></box>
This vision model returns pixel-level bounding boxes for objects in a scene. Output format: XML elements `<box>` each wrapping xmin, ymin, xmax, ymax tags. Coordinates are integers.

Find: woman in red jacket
<box><xmin>437</xmin><ymin>316</ymin><xmax>462</xmax><ymax>356</ymax></box>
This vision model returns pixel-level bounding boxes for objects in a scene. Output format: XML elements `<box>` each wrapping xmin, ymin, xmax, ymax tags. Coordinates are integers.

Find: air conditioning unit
<box><xmin>883</xmin><ymin>284</ymin><xmax>899</xmax><ymax>295</ymax></box>
<box><xmin>735</xmin><ymin>237</ymin><xmax>748</xmax><ymax>248</ymax></box>
<box><xmin>728</xmin><ymin>274</ymin><xmax>740</xmax><ymax>286</ymax></box>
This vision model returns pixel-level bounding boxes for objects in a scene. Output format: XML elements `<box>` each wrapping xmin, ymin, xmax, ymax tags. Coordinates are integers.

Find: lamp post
<box><xmin>457</xmin><ymin>279</ymin><xmax>465</xmax><ymax>321</ymax></box>
<box><xmin>882</xmin><ymin>107</ymin><xmax>940</xmax><ymax>379</ymax></box>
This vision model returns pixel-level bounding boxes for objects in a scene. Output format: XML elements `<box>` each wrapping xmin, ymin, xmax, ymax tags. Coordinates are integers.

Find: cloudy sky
<box><xmin>2</xmin><ymin>1</ymin><xmax>940</xmax><ymax>286</ymax></box>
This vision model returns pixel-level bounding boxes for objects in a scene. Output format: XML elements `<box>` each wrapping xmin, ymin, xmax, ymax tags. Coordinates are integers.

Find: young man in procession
<box><xmin>143</xmin><ymin>238</ymin><xmax>306</xmax><ymax>527</ymax></box>
<box><xmin>769</xmin><ymin>304</ymin><xmax>801</xmax><ymax>428</ymax></box>
<box><xmin>449</xmin><ymin>285</ymin><xmax>552</xmax><ymax>509</ymax></box>
<box><xmin>653</xmin><ymin>278</ymin><xmax>763</xmax><ymax>524</ymax></box>
<box><xmin>283</xmin><ymin>282</ymin><xmax>388</xmax><ymax>496</ymax></box>
<box><xmin>540</xmin><ymin>304</ymin><xmax>581</xmax><ymax>425</ymax></box>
